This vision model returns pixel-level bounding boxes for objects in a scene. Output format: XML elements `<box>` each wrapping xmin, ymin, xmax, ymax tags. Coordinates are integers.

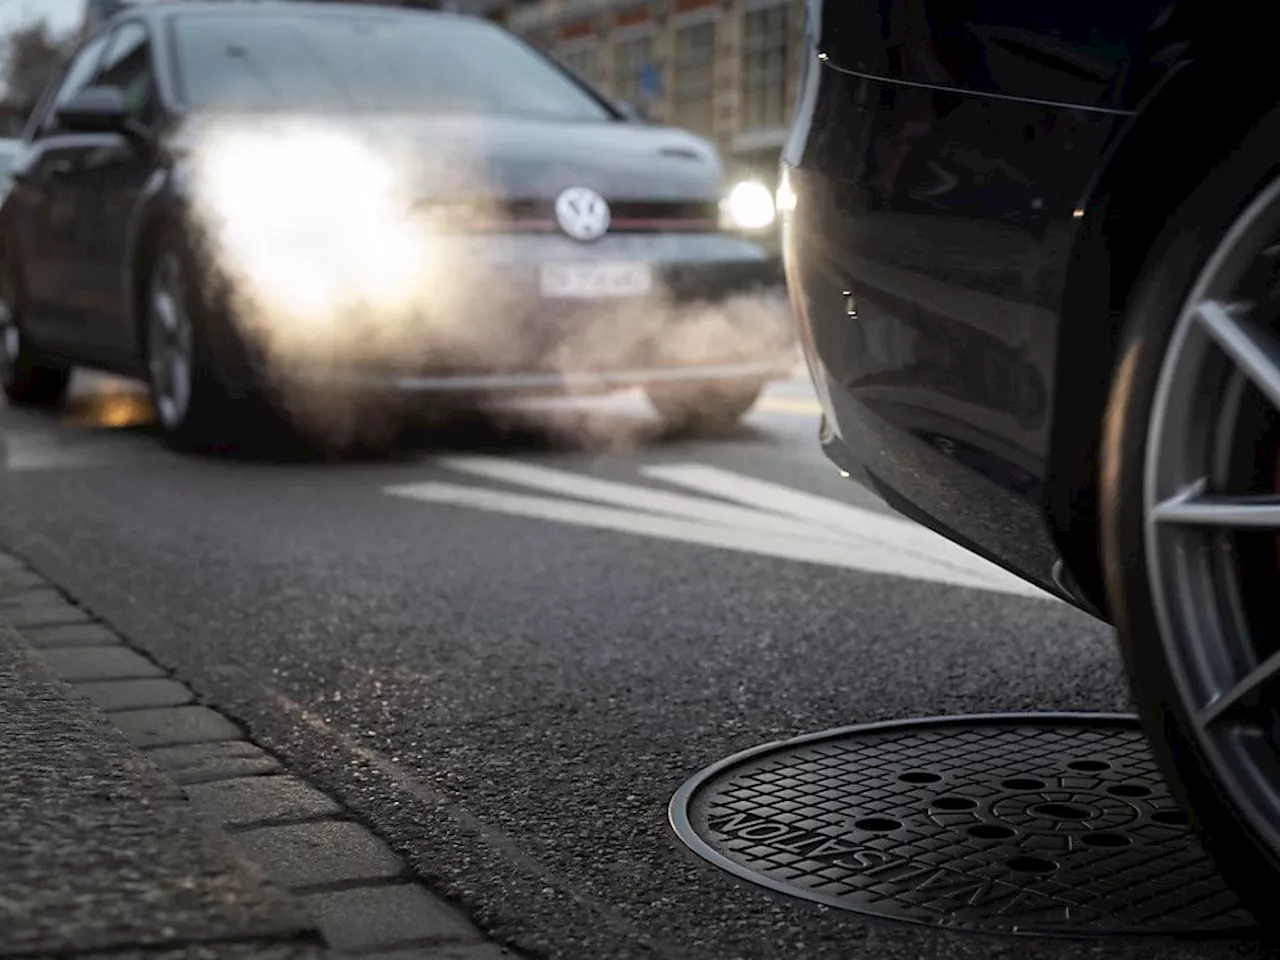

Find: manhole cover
<box><xmin>669</xmin><ymin>713</ymin><xmax>1254</xmax><ymax>936</ymax></box>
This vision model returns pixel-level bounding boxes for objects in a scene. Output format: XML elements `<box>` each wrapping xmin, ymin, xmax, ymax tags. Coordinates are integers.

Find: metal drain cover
<box><xmin>669</xmin><ymin>713</ymin><xmax>1254</xmax><ymax>936</ymax></box>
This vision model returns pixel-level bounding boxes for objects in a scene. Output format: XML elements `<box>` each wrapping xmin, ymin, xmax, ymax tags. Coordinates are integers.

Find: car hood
<box><xmin>169</xmin><ymin>114</ymin><xmax>727</xmax><ymax>203</ymax></box>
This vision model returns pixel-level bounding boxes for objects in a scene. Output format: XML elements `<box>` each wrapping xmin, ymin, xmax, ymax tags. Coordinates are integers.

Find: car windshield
<box><xmin>0</xmin><ymin>144</ymin><xmax>18</xmax><ymax>177</ymax></box>
<box><xmin>170</xmin><ymin>12</ymin><xmax>615</xmax><ymax>122</ymax></box>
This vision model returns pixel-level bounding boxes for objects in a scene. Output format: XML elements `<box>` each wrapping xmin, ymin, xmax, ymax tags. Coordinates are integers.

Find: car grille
<box><xmin>413</xmin><ymin>198</ymin><xmax>719</xmax><ymax>234</ymax></box>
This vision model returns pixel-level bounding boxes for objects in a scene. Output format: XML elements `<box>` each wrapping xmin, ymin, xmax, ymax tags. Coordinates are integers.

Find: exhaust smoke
<box><xmin>183</xmin><ymin>118</ymin><xmax>794</xmax><ymax>451</ymax></box>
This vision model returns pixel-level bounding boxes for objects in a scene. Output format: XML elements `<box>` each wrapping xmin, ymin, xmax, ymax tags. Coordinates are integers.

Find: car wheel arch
<box><xmin>126</xmin><ymin>164</ymin><xmax>190</xmax><ymax>360</ymax></box>
<box><xmin>1043</xmin><ymin>60</ymin><xmax>1280</xmax><ymax>619</ymax></box>
<box><xmin>129</xmin><ymin>211</ymin><xmax>180</xmax><ymax>358</ymax></box>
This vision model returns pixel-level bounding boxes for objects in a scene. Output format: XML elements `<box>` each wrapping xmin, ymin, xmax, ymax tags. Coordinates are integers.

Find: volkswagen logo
<box><xmin>554</xmin><ymin>187</ymin><xmax>611</xmax><ymax>242</ymax></box>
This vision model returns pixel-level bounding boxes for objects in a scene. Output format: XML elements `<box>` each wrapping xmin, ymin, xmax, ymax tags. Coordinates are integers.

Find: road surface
<box><xmin>0</xmin><ymin>371</ymin><xmax>1256</xmax><ymax>960</ymax></box>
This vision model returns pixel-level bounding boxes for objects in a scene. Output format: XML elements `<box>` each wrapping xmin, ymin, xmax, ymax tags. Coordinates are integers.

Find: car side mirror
<box><xmin>615</xmin><ymin>99</ymin><xmax>648</xmax><ymax>123</ymax></box>
<box><xmin>55</xmin><ymin>86</ymin><xmax>129</xmax><ymax>134</ymax></box>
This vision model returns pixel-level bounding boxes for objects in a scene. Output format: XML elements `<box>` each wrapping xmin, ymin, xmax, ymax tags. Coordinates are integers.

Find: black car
<box><xmin>785</xmin><ymin>0</ymin><xmax>1280</xmax><ymax>914</ymax></box>
<box><xmin>0</xmin><ymin>2</ymin><xmax>790</xmax><ymax>449</ymax></box>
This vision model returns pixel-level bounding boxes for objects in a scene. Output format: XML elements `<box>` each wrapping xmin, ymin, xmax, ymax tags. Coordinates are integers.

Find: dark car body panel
<box><xmin>784</xmin><ymin>0</ymin><xmax>1265</xmax><ymax>613</ymax></box>
<box><xmin>815</xmin><ymin>0</ymin><xmax>1194</xmax><ymax>112</ymax></box>
<box><xmin>1</xmin><ymin>2</ymin><xmax>785</xmax><ymax>393</ymax></box>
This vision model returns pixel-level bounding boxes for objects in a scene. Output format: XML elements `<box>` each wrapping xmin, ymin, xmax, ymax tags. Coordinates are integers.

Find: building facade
<box><xmin>499</xmin><ymin>0</ymin><xmax>804</xmax><ymax>181</ymax></box>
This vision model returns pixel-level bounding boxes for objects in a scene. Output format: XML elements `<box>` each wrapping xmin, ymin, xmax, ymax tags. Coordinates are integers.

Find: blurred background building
<box><xmin>496</xmin><ymin>0</ymin><xmax>803</xmax><ymax>182</ymax></box>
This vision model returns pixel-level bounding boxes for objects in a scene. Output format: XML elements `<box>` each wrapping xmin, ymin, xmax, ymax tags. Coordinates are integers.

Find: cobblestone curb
<box><xmin>0</xmin><ymin>550</ymin><xmax>521</xmax><ymax>960</ymax></box>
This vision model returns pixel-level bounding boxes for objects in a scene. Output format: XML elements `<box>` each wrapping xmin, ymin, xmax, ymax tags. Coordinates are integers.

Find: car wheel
<box><xmin>1101</xmin><ymin>114</ymin><xmax>1280</xmax><ymax>917</ymax></box>
<box><xmin>647</xmin><ymin>379</ymin><xmax>765</xmax><ymax>432</ymax></box>
<box><xmin>143</xmin><ymin>228</ymin><xmax>286</xmax><ymax>452</ymax></box>
<box><xmin>0</xmin><ymin>262</ymin><xmax>69</xmax><ymax>407</ymax></box>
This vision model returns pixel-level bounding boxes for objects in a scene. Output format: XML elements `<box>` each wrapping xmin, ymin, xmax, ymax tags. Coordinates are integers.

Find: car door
<box><xmin>6</xmin><ymin>33</ymin><xmax>109</xmax><ymax>350</ymax></box>
<box><xmin>71</xmin><ymin>20</ymin><xmax>163</xmax><ymax>360</ymax></box>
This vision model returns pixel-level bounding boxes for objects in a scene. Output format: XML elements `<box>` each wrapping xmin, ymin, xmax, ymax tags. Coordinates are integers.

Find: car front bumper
<box><xmin>231</xmin><ymin>230</ymin><xmax>792</xmax><ymax>396</ymax></box>
<box><xmin>431</xmin><ymin>229</ymin><xmax>784</xmax><ymax>302</ymax></box>
<box><xmin>312</xmin><ymin>358</ymin><xmax>794</xmax><ymax>395</ymax></box>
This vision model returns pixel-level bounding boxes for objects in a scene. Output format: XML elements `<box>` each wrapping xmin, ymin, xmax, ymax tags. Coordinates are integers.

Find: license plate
<box><xmin>539</xmin><ymin>262</ymin><xmax>653</xmax><ymax>299</ymax></box>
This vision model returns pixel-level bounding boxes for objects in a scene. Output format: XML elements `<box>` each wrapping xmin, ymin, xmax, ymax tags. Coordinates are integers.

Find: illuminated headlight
<box><xmin>189</xmin><ymin>122</ymin><xmax>432</xmax><ymax>325</ymax></box>
<box><xmin>720</xmin><ymin>180</ymin><xmax>777</xmax><ymax>231</ymax></box>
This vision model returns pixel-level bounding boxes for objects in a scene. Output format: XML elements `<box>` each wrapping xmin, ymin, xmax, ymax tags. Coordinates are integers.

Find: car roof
<box><xmin>118</xmin><ymin>0</ymin><xmax>464</xmax><ymax>26</ymax></box>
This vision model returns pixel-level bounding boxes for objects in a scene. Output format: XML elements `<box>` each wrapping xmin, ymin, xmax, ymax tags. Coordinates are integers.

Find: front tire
<box><xmin>647</xmin><ymin>379</ymin><xmax>765</xmax><ymax>432</ymax></box>
<box><xmin>0</xmin><ymin>261</ymin><xmax>69</xmax><ymax>407</ymax></box>
<box><xmin>142</xmin><ymin>228</ymin><xmax>289</xmax><ymax>453</ymax></box>
<box><xmin>1101</xmin><ymin>112</ymin><xmax>1280</xmax><ymax>919</ymax></box>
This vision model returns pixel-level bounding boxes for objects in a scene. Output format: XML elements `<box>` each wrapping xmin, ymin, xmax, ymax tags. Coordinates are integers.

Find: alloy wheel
<box><xmin>147</xmin><ymin>251</ymin><xmax>195</xmax><ymax>430</ymax></box>
<box><xmin>0</xmin><ymin>280</ymin><xmax>19</xmax><ymax>382</ymax></box>
<box><xmin>1145</xmin><ymin>172</ymin><xmax>1280</xmax><ymax>859</ymax></box>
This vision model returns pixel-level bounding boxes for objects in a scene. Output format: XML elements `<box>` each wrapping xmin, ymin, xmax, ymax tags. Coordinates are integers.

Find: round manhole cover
<box><xmin>669</xmin><ymin>713</ymin><xmax>1254</xmax><ymax>936</ymax></box>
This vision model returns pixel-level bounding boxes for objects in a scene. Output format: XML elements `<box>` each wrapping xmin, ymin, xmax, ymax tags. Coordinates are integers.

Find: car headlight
<box><xmin>720</xmin><ymin>180</ymin><xmax>777</xmax><ymax>231</ymax></box>
<box><xmin>188</xmin><ymin>121</ymin><xmax>433</xmax><ymax>327</ymax></box>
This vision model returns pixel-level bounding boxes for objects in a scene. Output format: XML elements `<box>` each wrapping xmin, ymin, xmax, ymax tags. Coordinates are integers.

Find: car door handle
<box><xmin>45</xmin><ymin>160</ymin><xmax>75</xmax><ymax>179</ymax></box>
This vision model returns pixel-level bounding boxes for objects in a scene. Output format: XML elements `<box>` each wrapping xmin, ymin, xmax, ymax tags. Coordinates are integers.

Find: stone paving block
<box><xmin>147</xmin><ymin>741</ymin><xmax>282</xmax><ymax>785</ymax></box>
<box><xmin>357</xmin><ymin>946</ymin><xmax>519</xmax><ymax>960</ymax></box>
<box><xmin>185</xmin><ymin>775</ymin><xmax>341</xmax><ymax>829</ymax></box>
<box><xmin>1</xmin><ymin>604</ymin><xmax>92</xmax><ymax>628</ymax></box>
<box><xmin>304</xmin><ymin>885</ymin><xmax>479</xmax><ymax>952</ymax></box>
<box><xmin>112</xmin><ymin>705</ymin><xmax>242</xmax><ymax>748</ymax></box>
<box><xmin>78</xmin><ymin>941</ymin><xmax>329</xmax><ymax>960</ymax></box>
<box><xmin>76</xmin><ymin>678</ymin><xmax>195</xmax><ymax>712</ymax></box>
<box><xmin>23</xmin><ymin>623</ymin><xmax>122</xmax><ymax>648</ymax></box>
<box><xmin>0</xmin><ymin>587</ymin><xmax>64</xmax><ymax>607</ymax></box>
<box><xmin>0</xmin><ymin>622</ymin><xmax>318</xmax><ymax>956</ymax></box>
<box><xmin>234</xmin><ymin>821</ymin><xmax>403</xmax><ymax>889</ymax></box>
<box><xmin>0</xmin><ymin>570</ymin><xmax>45</xmax><ymax>590</ymax></box>
<box><xmin>41</xmin><ymin>646</ymin><xmax>163</xmax><ymax>683</ymax></box>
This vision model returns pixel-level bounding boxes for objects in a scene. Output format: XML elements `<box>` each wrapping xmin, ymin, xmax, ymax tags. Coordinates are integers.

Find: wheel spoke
<box><xmin>1153</xmin><ymin>481</ymin><xmax>1280</xmax><ymax>529</ymax></box>
<box><xmin>1194</xmin><ymin>299</ymin><xmax>1280</xmax><ymax>413</ymax></box>
<box><xmin>146</xmin><ymin>250</ymin><xmax>197</xmax><ymax>429</ymax></box>
<box><xmin>1201</xmin><ymin>647</ymin><xmax>1280</xmax><ymax>726</ymax></box>
<box><xmin>175</xmin><ymin>311</ymin><xmax>193</xmax><ymax>356</ymax></box>
<box><xmin>152</xmin><ymin>289</ymin><xmax>177</xmax><ymax>336</ymax></box>
<box><xmin>169</xmin><ymin>351</ymin><xmax>190</xmax><ymax>413</ymax></box>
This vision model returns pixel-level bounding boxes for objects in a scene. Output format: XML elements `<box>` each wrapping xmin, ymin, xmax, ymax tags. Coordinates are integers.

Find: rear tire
<box><xmin>1101</xmin><ymin>111</ymin><xmax>1280</xmax><ymax>920</ymax></box>
<box><xmin>647</xmin><ymin>379</ymin><xmax>764</xmax><ymax>432</ymax></box>
<box><xmin>0</xmin><ymin>261</ymin><xmax>69</xmax><ymax>408</ymax></box>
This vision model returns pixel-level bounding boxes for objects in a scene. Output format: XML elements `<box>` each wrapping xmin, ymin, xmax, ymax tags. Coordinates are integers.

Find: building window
<box><xmin>741</xmin><ymin>3</ymin><xmax>789</xmax><ymax>130</ymax></box>
<box><xmin>559</xmin><ymin>46</ymin><xmax>598</xmax><ymax>85</ymax></box>
<box><xmin>613</xmin><ymin>35</ymin><xmax>653</xmax><ymax>105</ymax></box>
<box><xmin>672</xmin><ymin>21</ymin><xmax>714</xmax><ymax>136</ymax></box>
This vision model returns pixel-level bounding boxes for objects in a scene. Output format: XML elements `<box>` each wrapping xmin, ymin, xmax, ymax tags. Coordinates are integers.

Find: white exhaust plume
<box><xmin>182</xmin><ymin>118</ymin><xmax>793</xmax><ymax>450</ymax></box>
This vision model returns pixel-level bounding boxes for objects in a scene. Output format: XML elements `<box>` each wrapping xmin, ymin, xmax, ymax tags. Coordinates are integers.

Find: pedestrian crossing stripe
<box><xmin>386</xmin><ymin>458</ymin><xmax>1047</xmax><ymax>600</ymax></box>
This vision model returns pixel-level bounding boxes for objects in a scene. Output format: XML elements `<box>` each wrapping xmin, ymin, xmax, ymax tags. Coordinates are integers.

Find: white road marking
<box><xmin>752</xmin><ymin>395</ymin><xmax>822</xmax><ymax>416</ymax></box>
<box><xmin>487</xmin><ymin>391</ymin><xmax>654</xmax><ymax>419</ymax></box>
<box><xmin>1</xmin><ymin>430</ymin><xmax>139</xmax><ymax>471</ymax></box>
<box><xmin>387</xmin><ymin>458</ymin><xmax>1049</xmax><ymax>598</ymax></box>
<box><xmin>488</xmin><ymin>381</ymin><xmax>821</xmax><ymax>420</ymax></box>
<box><xmin>643</xmin><ymin>463</ymin><xmax>1030</xmax><ymax>591</ymax></box>
<box><xmin>431</xmin><ymin>456</ymin><xmax>838</xmax><ymax>540</ymax></box>
<box><xmin>387</xmin><ymin>480</ymin><xmax>1030</xmax><ymax>595</ymax></box>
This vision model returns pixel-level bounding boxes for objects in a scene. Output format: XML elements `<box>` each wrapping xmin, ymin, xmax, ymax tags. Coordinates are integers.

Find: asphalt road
<box><xmin>0</xmin><ymin>372</ymin><xmax>1266</xmax><ymax>960</ymax></box>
